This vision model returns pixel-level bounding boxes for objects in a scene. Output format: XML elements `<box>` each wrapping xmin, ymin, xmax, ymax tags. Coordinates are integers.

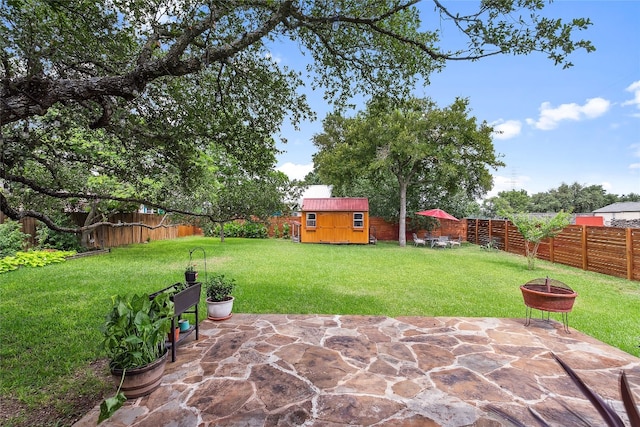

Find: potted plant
<box><xmin>185</xmin><ymin>263</ymin><xmax>198</xmax><ymax>283</ymax></box>
<box><xmin>205</xmin><ymin>273</ymin><xmax>236</xmax><ymax>320</ymax></box>
<box><xmin>98</xmin><ymin>292</ymin><xmax>173</xmax><ymax>423</ymax></box>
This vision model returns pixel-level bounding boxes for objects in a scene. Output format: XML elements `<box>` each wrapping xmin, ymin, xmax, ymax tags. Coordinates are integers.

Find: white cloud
<box><xmin>491</xmin><ymin>119</ymin><xmax>522</xmax><ymax>140</ymax></box>
<box><xmin>277</xmin><ymin>162</ymin><xmax>314</xmax><ymax>180</ymax></box>
<box><xmin>631</xmin><ymin>143</ymin><xmax>640</xmax><ymax>158</ymax></box>
<box><xmin>526</xmin><ymin>97</ymin><xmax>611</xmax><ymax>130</ymax></box>
<box><xmin>600</xmin><ymin>181</ymin><xmax>612</xmax><ymax>190</ymax></box>
<box><xmin>630</xmin><ymin>163</ymin><xmax>640</xmax><ymax>170</ymax></box>
<box><xmin>622</xmin><ymin>80</ymin><xmax>640</xmax><ymax>111</ymax></box>
<box><xmin>581</xmin><ymin>98</ymin><xmax>611</xmax><ymax>118</ymax></box>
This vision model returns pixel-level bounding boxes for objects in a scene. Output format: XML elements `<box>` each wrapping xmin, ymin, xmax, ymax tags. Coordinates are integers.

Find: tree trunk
<box><xmin>398</xmin><ymin>180</ymin><xmax>408</xmax><ymax>247</ymax></box>
<box><xmin>525</xmin><ymin>240</ymin><xmax>541</xmax><ymax>270</ymax></box>
<box><xmin>81</xmin><ymin>204</ymin><xmax>98</xmax><ymax>248</ymax></box>
<box><xmin>219</xmin><ymin>222</ymin><xmax>225</xmax><ymax>242</ymax></box>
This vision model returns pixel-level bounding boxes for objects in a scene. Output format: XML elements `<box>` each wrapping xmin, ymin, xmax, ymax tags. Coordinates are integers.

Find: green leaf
<box><xmin>98</xmin><ymin>392</ymin><xmax>127</xmax><ymax>424</ymax></box>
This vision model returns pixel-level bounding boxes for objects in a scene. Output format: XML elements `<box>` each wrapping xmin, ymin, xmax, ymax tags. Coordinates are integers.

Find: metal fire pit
<box><xmin>520</xmin><ymin>277</ymin><xmax>577</xmax><ymax>333</ymax></box>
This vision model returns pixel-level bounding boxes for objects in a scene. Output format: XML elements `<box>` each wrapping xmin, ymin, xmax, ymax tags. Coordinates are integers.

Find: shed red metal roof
<box><xmin>302</xmin><ymin>198</ymin><xmax>369</xmax><ymax>212</ymax></box>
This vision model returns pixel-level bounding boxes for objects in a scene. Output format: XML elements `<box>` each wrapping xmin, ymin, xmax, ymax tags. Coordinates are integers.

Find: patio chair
<box><xmin>412</xmin><ymin>233</ymin><xmax>426</xmax><ymax>247</ymax></box>
<box><xmin>481</xmin><ymin>238</ymin><xmax>500</xmax><ymax>250</ymax></box>
<box><xmin>433</xmin><ymin>236</ymin><xmax>449</xmax><ymax>249</ymax></box>
<box><xmin>448</xmin><ymin>235</ymin><xmax>462</xmax><ymax>248</ymax></box>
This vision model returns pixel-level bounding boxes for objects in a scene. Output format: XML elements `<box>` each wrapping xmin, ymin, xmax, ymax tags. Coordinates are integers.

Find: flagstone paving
<box><xmin>75</xmin><ymin>314</ymin><xmax>640</xmax><ymax>427</ymax></box>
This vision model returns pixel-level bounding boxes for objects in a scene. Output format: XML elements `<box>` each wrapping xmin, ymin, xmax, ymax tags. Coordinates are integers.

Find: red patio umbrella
<box><xmin>416</xmin><ymin>208</ymin><xmax>459</xmax><ymax>221</ymax></box>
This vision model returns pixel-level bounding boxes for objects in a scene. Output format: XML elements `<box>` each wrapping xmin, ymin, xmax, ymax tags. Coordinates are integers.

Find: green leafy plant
<box><xmin>101</xmin><ymin>292</ymin><xmax>173</xmax><ymax>369</ymax></box>
<box><xmin>282</xmin><ymin>222</ymin><xmax>290</xmax><ymax>239</ymax></box>
<box><xmin>170</xmin><ymin>282</ymin><xmax>189</xmax><ymax>295</ymax></box>
<box><xmin>211</xmin><ymin>221</ymin><xmax>268</xmax><ymax>238</ymax></box>
<box><xmin>504</xmin><ymin>211</ymin><xmax>572</xmax><ymax>269</ymax></box>
<box><xmin>0</xmin><ymin>219</ymin><xmax>29</xmax><ymax>258</ymax></box>
<box><xmin>205</xmin><ymin>274</ymin><xmax>235</xmax><ymax>302</ymax></box>
<box><xmin>35</xmin><ymin>213</ymin><xmax>83</xmax><ymax>251</ymax></box>
<box><xmin>185</xmin><ymin>263</ymin><xmax>197</xmax><ymax>273</ymax></box>
<box><xmin>0</xmin><ymin>250</ymin><xmax>76</xmax><ymax>273</ymax></box>
<box><xmin>98</xmin><ymin>292</ymin><xmax>174</xmax><ymax>423</ymax></box>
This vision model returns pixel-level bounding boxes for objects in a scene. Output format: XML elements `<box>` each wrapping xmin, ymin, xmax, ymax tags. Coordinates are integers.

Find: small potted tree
<box><xmin>205</xmin><ymin>273</ymin><xmax>236</xmax><ymax>320</ymax></box>
<box><xmin>98</xmin><ymin>292</ymin><xmax>173</xmax><ymax>423</ymax></box>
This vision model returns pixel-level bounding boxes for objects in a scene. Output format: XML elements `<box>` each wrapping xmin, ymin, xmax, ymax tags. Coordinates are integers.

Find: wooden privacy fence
<box><xmin>79</xmin><ymin>213</ymin><xmax>179</xmax><ymax>248</ymax></box>
<box><xmin>467</xmin><ymin>218</ymin><xmax>640</xmax><ymax>281</ymax></box>
<box><xmin>0</xmin><ymin>212</ymin><xmax>202</xmax><ymax>248</ymax></box>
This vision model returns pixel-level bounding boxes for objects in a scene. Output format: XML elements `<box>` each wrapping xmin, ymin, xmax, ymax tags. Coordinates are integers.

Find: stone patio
<box><xmin>75</xmin><ymin>314</ymin><xmax>640</xmax><ymax>427</ymax></box>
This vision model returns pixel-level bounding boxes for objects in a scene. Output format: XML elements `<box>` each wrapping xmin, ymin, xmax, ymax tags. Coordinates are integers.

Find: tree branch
<box><xmin>1</xmin><ymin>191</ymin><xmax>173</xmax><ymax>233</ymax></box>
<box><xmin>1</xmin><ymin>1</ymin><xmax>295</xmax><ymax>126</ymax></box>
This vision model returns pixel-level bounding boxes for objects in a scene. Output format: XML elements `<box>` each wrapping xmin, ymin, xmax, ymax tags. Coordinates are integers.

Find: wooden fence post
<box><xmin>581</xmin><ymin>225</ymin><xmax>588</xmax><ymax>271</ymax></box>
<box><xmin>504</xmin><ymin>220</ymin><xmax>509</xmax><ymax>253</ymax></box>
<box><xmin>475</xmin><ymin>220</ymin><xmax>479</xmax><ymax>245</ymax></box>
<box><xmin>627</xmin><ymin>228</ymin><xmax>633</xmax><ymax>280</ymax></box>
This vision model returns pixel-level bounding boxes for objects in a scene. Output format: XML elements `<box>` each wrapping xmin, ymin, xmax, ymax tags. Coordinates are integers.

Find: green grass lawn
<box><xmin>1</xmin><ymin>236</ymin><xmax>639</xmax><ymax>426</ymax></box>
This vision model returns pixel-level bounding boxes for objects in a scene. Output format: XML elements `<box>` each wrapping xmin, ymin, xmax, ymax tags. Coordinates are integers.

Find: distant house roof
<box><xmin>593</xmin><ymin>202</ymin><xmax>640</xmax><ymax>213</ymax></box>
<box><xmin>302</xmin><ymin>198</ymin><xmax>369</xmax><ymax>212</ymax></box>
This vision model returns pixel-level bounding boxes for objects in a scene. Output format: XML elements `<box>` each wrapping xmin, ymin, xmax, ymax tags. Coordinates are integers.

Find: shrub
<box><xmin>242</xmin><ymin>221</ymin><xmax>267</xmax><ymax>238</ymax></box>
<box><xmin>0</xmin><ymin>220</ymin><xmax>29</xmax><ymax>258</ymax></box>
<box><xmin>282</xmin><ymin>222</ymin><xmax>290</xmax><ymax>239</ymax></box>
<box><xmin>36</xmin><ymin>214</ymin><xmax>83</xmax><ymax>252</ymax></box>
<box><xmin>209</xmin><ymin>221</ymin><xmax>268</xmax><ymax>238</ymax></box>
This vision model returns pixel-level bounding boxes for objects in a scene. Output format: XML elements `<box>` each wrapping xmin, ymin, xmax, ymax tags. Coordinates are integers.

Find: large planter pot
<box><xmin>207</xmin><ymin>296</ymin><xmax>234</xmax><ymax>320</ymax></box>
<box><xmin>520</xmin><ymin>283</ymin><xmax>577</xmax><ymax>313</ymax></box>
<box><xmin>110</xmin><ymin>351</ymin><xmax>168</xmax><ymax>399</ymax></box>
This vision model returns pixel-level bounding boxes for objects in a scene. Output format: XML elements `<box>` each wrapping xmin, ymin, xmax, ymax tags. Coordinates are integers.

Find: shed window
<box><xmin>353</xmin><ymin>212</ymin><xmax>364</xmax><ymax>228</ymax></box>
<box><xmin>307</xmin><ymin>213</ymin><xmax>317</xmax><ymax>228</ymax></box>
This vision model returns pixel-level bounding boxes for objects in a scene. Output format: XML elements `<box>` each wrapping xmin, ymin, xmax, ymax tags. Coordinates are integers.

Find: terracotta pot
<box><xmin>207</xmin><ymin>296</ymin><xmax>234</xmax><ymax>320</ymax></box>
<box><xmin>110</xmin><ymin>351</ymin><xmax>168</xmax><ymax>399</ymax></box>
<box><xmin>168</xmin><ymin>327</ymin><xmax>179</xmax><ymax>343</ymax></box>
<box><xmin>520</xmin><ymin>284</ymin><xmax>577</xmax><ymax>313</ymax></box>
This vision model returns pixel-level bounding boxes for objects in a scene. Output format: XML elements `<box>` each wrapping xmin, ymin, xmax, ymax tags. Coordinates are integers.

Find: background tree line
<box><xmin>481</xmin><ymin>183</ymin><xmax>640</xmax><ymax>217</ymax></box>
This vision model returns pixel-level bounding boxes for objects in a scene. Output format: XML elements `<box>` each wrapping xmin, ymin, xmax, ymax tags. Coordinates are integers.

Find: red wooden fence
<box><xmin>0</xmin><ymin>212</ymin><xmax>202</xmax><ymax>248</ymax></box>
<box><xmin>467</xmin><ymin>218</ymin><xmax>639</xmax><ymax>281</ymax></box>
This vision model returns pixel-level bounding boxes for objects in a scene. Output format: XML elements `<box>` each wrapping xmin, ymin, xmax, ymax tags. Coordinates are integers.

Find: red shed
<box><xmin>300</xmin><ymin>198</ymin><xmax>370</xmax><ymax>244</ymax></box>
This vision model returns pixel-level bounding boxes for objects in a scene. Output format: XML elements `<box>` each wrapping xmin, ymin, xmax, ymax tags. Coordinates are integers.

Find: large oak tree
<box><xmin>313</xmin><ymin>96</ymin><xmax>504</xmax><ymax>246</ymax></box>
<box><xmin>1</xmin><ymin>0</ymin><xmax>594</xmax><ymax>234</ymax></box>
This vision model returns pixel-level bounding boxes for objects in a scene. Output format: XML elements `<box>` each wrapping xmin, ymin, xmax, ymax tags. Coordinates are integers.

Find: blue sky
<box><xmin>272</xmin><ymin>1</ymin><xmax>640</xmax><ymax>198</ymax></box>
